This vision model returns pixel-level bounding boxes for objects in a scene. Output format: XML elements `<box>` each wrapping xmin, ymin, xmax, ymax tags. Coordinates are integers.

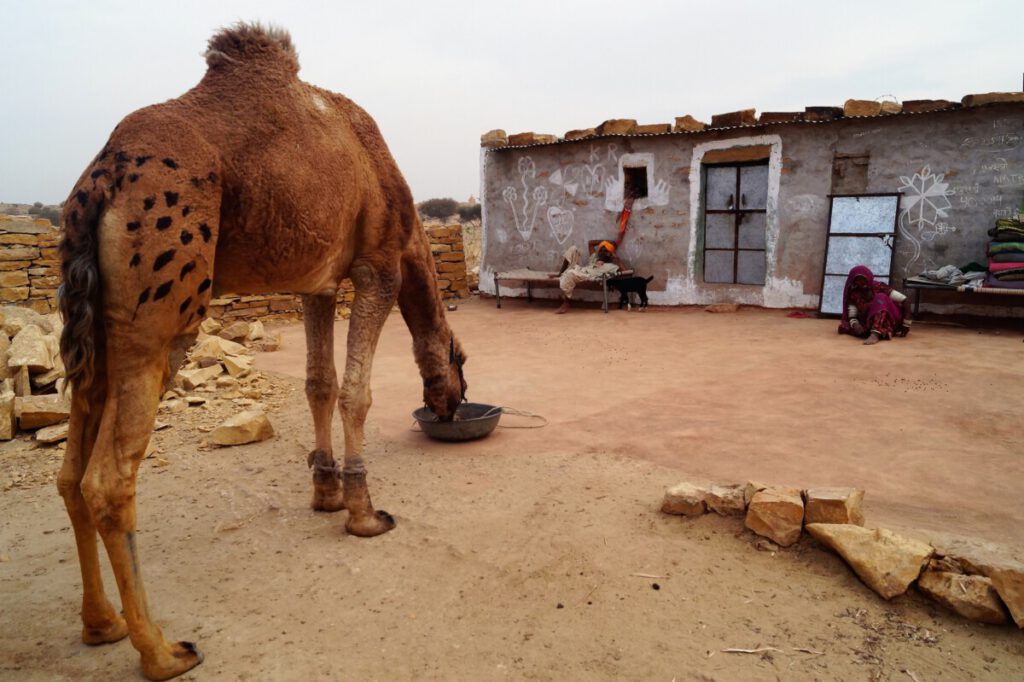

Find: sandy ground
<box><xmin>2</xmin><ymin>296</ymin><xmax>1023</xmax><ymax>681</ymax></box>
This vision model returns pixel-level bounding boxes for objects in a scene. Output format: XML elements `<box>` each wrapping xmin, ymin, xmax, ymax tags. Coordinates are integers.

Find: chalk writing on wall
<box><xmin>897</xmin><ymin>166</ymin><xmax>955</xmax><ymax>272</ymax></box>
<box><xmin>502</xmin><ymin>157</ymin><xmax>548</xmax><ymax>240</ymax></box>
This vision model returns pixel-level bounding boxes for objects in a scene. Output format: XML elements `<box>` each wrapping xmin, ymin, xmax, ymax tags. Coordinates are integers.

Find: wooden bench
<box><xmin>902</xmin><ymin>277</ymin><xmax>1024</xmax><ymax>316</ymax></box>
<box><xmin>493</xmin><ymin>268</ymin><xmax>634</xmax><ymax>313</ymax></box>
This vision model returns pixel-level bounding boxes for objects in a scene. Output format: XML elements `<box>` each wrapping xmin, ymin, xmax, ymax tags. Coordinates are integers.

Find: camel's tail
<box><xmin>59</xmin><ymin>180</ymin><xmax>107</xmax><ymax>397</ymax></box>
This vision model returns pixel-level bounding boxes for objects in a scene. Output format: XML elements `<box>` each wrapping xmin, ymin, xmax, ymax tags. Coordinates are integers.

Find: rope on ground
<box><xmin>497</xmin><ymin>406</ymin><xmax>548</xmax><ymax>429</ymax></box>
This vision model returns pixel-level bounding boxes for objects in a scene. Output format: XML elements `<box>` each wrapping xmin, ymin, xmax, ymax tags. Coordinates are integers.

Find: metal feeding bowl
<box><xmin>412</xmin><ymin>402</ymin><xmax>502</xmax><ymax>442</ymax></box>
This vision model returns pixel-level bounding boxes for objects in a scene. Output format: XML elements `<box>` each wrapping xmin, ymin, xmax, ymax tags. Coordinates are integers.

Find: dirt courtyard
<box><xmin>2</xmin><ymin>297</ymin><xmax>1023</xmax><ymax>681</ymax></box>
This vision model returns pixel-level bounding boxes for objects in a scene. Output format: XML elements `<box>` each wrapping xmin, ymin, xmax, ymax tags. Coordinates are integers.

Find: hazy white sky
<box><xmin>1</xmin><ymin>0</ymin><xmax>1021</xmax><ymax>205</ymax></box>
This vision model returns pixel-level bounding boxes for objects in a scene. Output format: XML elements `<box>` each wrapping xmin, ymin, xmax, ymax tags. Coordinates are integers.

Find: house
<box><xmin>478</xmin><ymin>93</ymin><xmax>1024</xmax><ymax>315</ymax></box>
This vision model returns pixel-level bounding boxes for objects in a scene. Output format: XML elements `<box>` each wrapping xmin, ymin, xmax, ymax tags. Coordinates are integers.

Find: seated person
<box><xmin>838</xmin><ymin>265</ymin><xmax>911</xmax><ymax>345</ymax></box>
<box><xmin>553</xmin><ymin>240</ymin><xmax>622</xmax><ymax>314</ymax></box>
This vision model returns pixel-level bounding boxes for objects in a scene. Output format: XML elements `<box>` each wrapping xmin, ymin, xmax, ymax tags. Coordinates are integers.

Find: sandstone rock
<box><xmin>35</xmin><ymin>422</ymin><xmax>70</xmax><ymax>444</ymax></box>
<box><xmin>191</xmin><ymin>335</ymin><xmax>248</xmax><ymax>362</ymax></box>
<box><xmin>13</xmin><ymin>365</ymin><xmax>31</xmax><ymax>396</ymax></box>
<box><xmin>507</xmin><ymin>132</ymin><xmax>546</xmax><ymax>146</ymax></box>
<box><xmin>198</xmin><ymin>317</ymin><xmax>222</xmax><ymax>335</ymax></box>
<box><xmin>178</xmin><ymin>364</ymin><xmax>223</xmax><ymax>390</ymax></box>
<box><xmin>758</xmin><ymin>112</ymin><xmax>803</xmax><ymax>124</ymax></box>
<box><xmin>6</xmin><ymin>324</ymin><xmax>57</xmax><ymax>373</ymax></box>
<box><xmin>962</xmin><ymin>92</ymin><xmax>1024</xmax><ymax>107</ymax></box>
<box><xmin>673</xmin><ymin>115</ymin><xmax>706</xmax><ymax>132</ymax></box>
<box><xmin>246</xmin><ymin>320</ymin><xmax>265</xmax><ymax>341</ymax></box>
<box><xmin>661</xmin><ymin>482</ymin><xmax>707</xmax><ymax>517</ymax></box>
<box><xmin>803</xmin><ymin>106</ymin><xmax>843</xmax><ymax>122</ymax></box>
<box><xmin>211</xmin><ymin>410</ymin><xmax>274</xmax><ymax>446</ymax></box>
<box><xmin>936</xmin><ymin>541</ymin><xmax>1024</xmax><ymax>628</ymax></box>
<box><xmin>218</xmin><ymin>321</ymin><xmax>251</xmax><ymax>342</ymax></box>
<box><xmin>745</xmin><ymin>487</ymin><xmax>804</xmax><ymax>547</ymax></box>
<box><xmin>15</xmin><ymin>394</ymin><xmax>70</xmax><ymax>430</ymax></box>
<box><xmin>480</xmin><ymin>129</ymin><xmax>508</xmax><ymax>148</ymax></box>
<box><xmin>185</xmin><ymin>395</ymin><xmax>207</xmax><ymax>406</ymax></box>
<box><xmin>744</xmin><ymin>481</ymin><xmax>769</xmax><ymax>506</ymax></box>
<box><xmin>1</xmin><ymin>305</ymin><xmax>53</xmax><ymax>336</ymax></box>
<box><xmin>902</xmin><ymin>99</ymin><xmax>956</xmax><ymax>113</ymax></box>
<box><xmin>563</xmin><ymin>128</ymin><xmax>596</xmax><ymax>140</ymax></box>
<box><xmin>804</xmin><ymin>487</ymin><xmax>865</xmax><ymax>526</ymax></box>
<box><xmin>532</xmin><ymin>134</ymin><xmax>557</xmax><ymax>144</ymax></box>
<box><xmin>0</xmin><ymin>333</ymin><xmax>10</xmax><ymax>380</ymax></box>
<box><xmin>0</xmin><ymin>381</ymin><xmax>14</xmax><ymax>440</ymax></box>
<box><xmin>254</xmin><ymin>334</ymin><xmax>282</xmax><ymax>352</ymax></box>
<box><xmin>160</xmin><ymin>398</ymin><xmax>187</xmax><ymax>413</ymax></box>
<box><xmin>918</xmin><ymin>569</ymin><xmax>1009</xmax><ymax>625</ymax></box>
<box><xmin>596</xmin><ymin>119</ymin><xmax>637</xmax><ymax>136</ymax></box>
<box><xmin>634</xmin><ymin>123</ymin><xmax>672</xmax><ymax>134</ymax></box>
<box><xmin>710</xmin><ymin>109</ymin><xmax>756</xmax><ymax>128</ymax></box>
<box><xmin>215</xmin><ymin>375</ymin><xmax>240</xmax><ymax>390</ymax></box>
<box><xmin>705</xmin><ymin>484</ymin><xmax>746</xmax><ymax>516</ymax></box>
<box><xmin>31</xmin><ymin>367</ymin><xmax>63</xmax><ymax>390</ymax></box>
<box><xmin>806</xmin><ymin>524</ymin><xmax>932</xmax><ymax>599</ymax></box>
<box><xmin>223</xmin><ymin>354</ymin><xmax>253</xmax><ymax>378</ymax></box>
<box><xmin>879</xmin><ymin>100</ymin><xmax>902</xmax><ymax>114</ymax></box>
<box><xmin>843</xmin><ymin>99</ymin><xmax>883</xmax><ymax>117</ymax></box>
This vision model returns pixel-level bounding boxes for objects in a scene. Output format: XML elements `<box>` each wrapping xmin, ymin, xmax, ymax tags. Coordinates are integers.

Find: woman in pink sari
<box><xmin>838</xmin><ymin>265</ymin><xmax>911</xmax><ymax>345</ymax></box>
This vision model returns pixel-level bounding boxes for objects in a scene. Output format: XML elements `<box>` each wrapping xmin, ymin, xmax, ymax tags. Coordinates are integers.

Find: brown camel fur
<box><xmin>56</xmin><ymin>23</ymin><xmax>467</xmax><ymax>680</ymax></box>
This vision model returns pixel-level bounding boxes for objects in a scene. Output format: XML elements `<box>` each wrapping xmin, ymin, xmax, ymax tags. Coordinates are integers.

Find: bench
<box><xmin>902</xmin><ymin>277</ymin><xmax>1024</xmax><ymax>316</ymax></box>
<box><xmin>493</xmin><ymin>268</ymin><xmax>634</xmax><ymax>313</ymax></box>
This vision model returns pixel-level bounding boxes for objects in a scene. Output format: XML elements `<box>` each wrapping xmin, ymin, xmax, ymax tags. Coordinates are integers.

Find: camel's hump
<box><xmin>204</xmin><ymin>22</ymin><xmax>298</xmax><ymax>73</ymax></box>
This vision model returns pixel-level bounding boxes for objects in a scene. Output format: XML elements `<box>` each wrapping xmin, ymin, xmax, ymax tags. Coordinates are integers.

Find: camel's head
<box><xmin>423</xmin><ymin>336</ymin><xmax>467</xmax><ymax>421</ymax></box>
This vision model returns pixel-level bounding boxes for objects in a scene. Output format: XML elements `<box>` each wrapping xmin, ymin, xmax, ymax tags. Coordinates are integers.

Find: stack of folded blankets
<box><xmin>986</xmin><ymin>218</ymin><xmax>1024</xmax><ymax>289</ymax></box>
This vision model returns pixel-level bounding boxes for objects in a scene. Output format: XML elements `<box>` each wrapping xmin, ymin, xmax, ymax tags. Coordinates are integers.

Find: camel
<box><xmin>56</xmin><ymin>23</ymin><xmax>467</xmax><ymax>680</ymax></box>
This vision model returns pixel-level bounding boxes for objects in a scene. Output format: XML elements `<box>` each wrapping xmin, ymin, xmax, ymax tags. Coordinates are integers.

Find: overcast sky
<box><xmin>1</xmin><ymin>0</ymin><xmax>1021</xmax><ymax>206</ymax></box>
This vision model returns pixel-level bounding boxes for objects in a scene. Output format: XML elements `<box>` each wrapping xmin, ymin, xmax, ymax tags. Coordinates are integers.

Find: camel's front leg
<box><xmin>82</xmin><ymin>347</ymin><xmax>202</xmax><ymax>681</ymax></box>
<box><xmin>339</xmin><ymin>261</ymin><xmax>399</xmax><ymax>537</ymax></box>
<box><xmin>301</xmin><ymin>293</ymin><xmax>345</xmax><ymax>511</ymax></box>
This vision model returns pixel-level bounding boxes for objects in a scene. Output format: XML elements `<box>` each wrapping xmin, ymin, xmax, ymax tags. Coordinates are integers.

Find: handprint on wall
<box><xmin>603</xmin><ymin>153</ymin><xmax>671</xmax><ymax>211</ymax></box>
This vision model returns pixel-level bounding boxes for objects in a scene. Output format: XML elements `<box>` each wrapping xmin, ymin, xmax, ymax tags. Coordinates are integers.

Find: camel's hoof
<box><xmin>82</xmin><ymin>615</ymin><xmax>129</xmax><ymax>645</ymax></box>
<box><xmin>141</xmin><ymin>640</ymin><xmax>203</xmax><ymax>681</ymax></box>
<box><xmin>311</xmin><ymin>490</ymin><xmax>346</xmax><ymax>513</ymax></box>
<box><xmin>346</xmin><ymin>510</ymin><xmax>396</xmax><ymax>537</ymax></box>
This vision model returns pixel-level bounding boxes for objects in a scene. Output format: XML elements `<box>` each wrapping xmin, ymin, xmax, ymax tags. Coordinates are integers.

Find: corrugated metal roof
<box><xmin>487</xmin><ymin>99</ymin><xmax>1023</xmax><ymax>151</ymax></box>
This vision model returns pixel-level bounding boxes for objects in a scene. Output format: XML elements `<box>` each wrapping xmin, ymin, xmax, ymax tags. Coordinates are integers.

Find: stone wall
<box><xmin>0</xmin><ymin>216</ymin><xmax>61</xmax><ymax>314</ymax></box>
<box><xmin>0</xmin><ymin>216</ymin><xmax>470</xmax><ymax>320</ymax></box>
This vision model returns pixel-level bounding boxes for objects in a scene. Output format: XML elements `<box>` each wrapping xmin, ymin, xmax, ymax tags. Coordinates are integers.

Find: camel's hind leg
<box><xmin>81</xmin><ymin>337</ymin><xmax>202</xmax><ymax>681</ymax></box>
<box><xmin>57</xmin><ymin>376</ymin><xmax>130</xmax><ymax>645</ymax></box>
<box><xmin>338</xmin><ymin>261</ymin><xmax>399</xmax><ymax>537</ymax></box>
<box><xmin>302</xmin><ymin>293</ymin><xmax>344</xmax><ymax>511</ymax></box>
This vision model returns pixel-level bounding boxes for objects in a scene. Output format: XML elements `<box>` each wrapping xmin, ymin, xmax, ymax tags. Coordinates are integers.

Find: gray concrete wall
<box><xmin>480</xmin><ymin>104</ymin><xmax>1024</xmax><ymax>314</ymax></box>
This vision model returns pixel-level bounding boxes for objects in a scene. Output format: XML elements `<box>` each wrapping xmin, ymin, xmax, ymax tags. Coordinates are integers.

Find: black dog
<box><xmin>609</xmin><ymin>275</ymin><xmax>654</xmax><ymax>310</ymax></box>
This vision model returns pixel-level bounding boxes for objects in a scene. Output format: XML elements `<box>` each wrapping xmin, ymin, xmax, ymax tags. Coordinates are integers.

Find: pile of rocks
<box><xmin>1</xmin><ymin>305</ymin><xmax>282</xmax><ymax>447</ymax></box>
<box><xmin>0</xmin><ymin>306</ymin><xmax>71</xmax><ymax>443</ymax></box>
<box><xmin>661</xmin><ymin>481</ymin><xmax>1023</xmax><ymax>629</ymax></box>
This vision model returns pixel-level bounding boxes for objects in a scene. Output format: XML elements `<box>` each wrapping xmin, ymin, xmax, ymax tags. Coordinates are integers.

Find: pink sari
<box><xmin>837</xmin><ymin>265</ymin><xmax>903</xmax><ymax>338</ymax></box>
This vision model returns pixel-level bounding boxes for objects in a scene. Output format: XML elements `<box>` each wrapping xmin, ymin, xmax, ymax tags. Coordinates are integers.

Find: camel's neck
<box><xmin>398</xmin><ymin>235</ymin><xmax>455</xmax><ymax>382</ymax></box>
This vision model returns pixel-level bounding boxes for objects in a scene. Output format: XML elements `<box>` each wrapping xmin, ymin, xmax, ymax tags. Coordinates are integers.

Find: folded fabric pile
<box><xmin>986</xmin><ymin>218</ymin><xmax>1024</xmax><ymax>289</ymax></box>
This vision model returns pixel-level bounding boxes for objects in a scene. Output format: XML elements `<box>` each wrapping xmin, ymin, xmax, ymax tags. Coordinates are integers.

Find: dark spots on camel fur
<box><xmin>129</xmin><ymin>173</ymin><xmax>140</xmax><ymax>183</ymax></box>
<box><xmin>135</xmin><ymin>155</ymin><xmax>151</xmax><ymax>167</ymax></box>
<box><xmin>133</xmin><ymin>287</ymin><xmax>151</xmax><ymax>319</ymax></box>
<box><xmin>178</xmin><ymin>296</ymin><xmax>192</xmax><ymax>315</ymax></box>
<box><xmin>153</xmin><ymin>249</ymin><xmax>176</xmax><ymax>271</ymax></box>
<box><xmin>143</xmin><ymin>196</ymin><xmax>156</xmax><ymax>211</ymax></box>
<box><xmin>179</xmin><ymin>261</ymin><xmax>196</xmax><ymax>281</ymax></box>
<box><xmin>162</xmin><ymin>158</ymin><xmax>178</xmax><ymax>170</ymax></box>
<box><xmin>164</xmin><ymin>191</ymin><xmax>179</xmax><ymax>207</ymax></box>
<box><xmin>153</xmin><ymin>280</ymin><xmax>173</xmax><ymax>301</ymax></box>
<box><xmin>181</xmin><ymin>206</ymin><xmax>191</xmax><ymax>217</ymax></box>
<box><xmin>180</xmin><ymin>230</ymin><xmax>193</xmax><ymax>245</ymax></box>
<box><xmin>115</xmin><ymin>175</ymin><xmax>124</xmax><ymax>191</ymax></box>
<box><xmin>156</xmin><ymin>216</ymin><xmax>172</xmax><ymax>230</ymax></box>
<box><xmin>129</xmin><ymin>253</ymin><xmax>141</xmax><ymax>268</ymax></box>
<box><xmin>199</xmin><ymin>223</ymin><xmax>212</xmax><ymax>242</ymax></box>
<box><xmin>197</xmin><ymin>305</ymin><xmax>206</xmax><ymax>317</ymax></box>
<box><xmin>189</xmin><ymin>177</ymin><xmax>205</xmax><ymax>188</ymax></box>
<box><xmin>76</xmin><ymin>190</ymin><xmax>88</xmax><ymax>207</ymax></box>
<box><xmin>90</xmin><ymin>169</ymin><xmax>110</xmax><ymax>180</ymax></box>
<box><xmin>115</xmin><ymin>151</ymin><xmax>130</xmax><ymax>164</ymax></box>
<box><xmin>207</xmin><ymin>172</ymin><xmax>218</xmax><ymax>183</ymax></box>
<box><xmin>197</xmin><ymin>277</ymin><xmax>211</xmax><ymax>294</ymax></box>
<box><xmin>127</xmin><ymin>221</ymin><xmax>141</xmax><ymax>231</ymax></box>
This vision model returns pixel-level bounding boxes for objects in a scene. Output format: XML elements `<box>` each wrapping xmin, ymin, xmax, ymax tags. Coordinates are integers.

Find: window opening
<box><xmin>623</xmin><ymin>166</ymin><xmax>648</xmax><ymax>199</ymax></box>
<box><xmin>702</xmin><ymin>160</ymin><xmax>769</xmax><ymax>285</ymax></box>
